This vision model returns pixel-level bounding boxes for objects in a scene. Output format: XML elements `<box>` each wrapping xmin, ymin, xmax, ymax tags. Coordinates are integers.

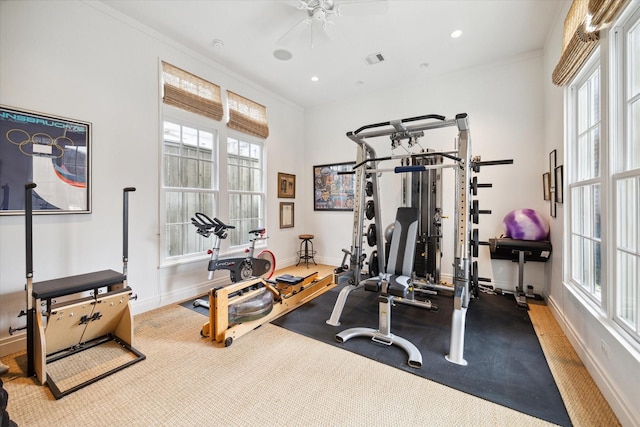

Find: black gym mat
<box><xmin>180</xmin><ymin>288</ymin><xmax>571</xmax><ymax>426</ymax></box>
<box><xmin>270</xmin><ymin>287</ymin><xmax>572</xmax><ymax>427</ymax></box>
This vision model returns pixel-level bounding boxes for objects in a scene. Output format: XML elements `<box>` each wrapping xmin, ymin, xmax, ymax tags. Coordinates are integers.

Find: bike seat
<box><xmin>249</xmin><ymin>228</ymin><xmax>265</xmax><ymax>235</ymax></box>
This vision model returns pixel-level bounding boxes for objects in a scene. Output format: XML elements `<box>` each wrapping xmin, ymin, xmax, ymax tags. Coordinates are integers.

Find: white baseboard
<box><xmin>0</xmin><ymin>331</ymin><xmax>27</xmax><ymax>358</ymax></box>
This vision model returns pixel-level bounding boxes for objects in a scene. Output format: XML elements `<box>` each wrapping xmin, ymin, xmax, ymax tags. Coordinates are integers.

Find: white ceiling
<box><xmin>100</xmin><ymin>0</ymin><xmax>564</xmax><ymax>108</ymax></box>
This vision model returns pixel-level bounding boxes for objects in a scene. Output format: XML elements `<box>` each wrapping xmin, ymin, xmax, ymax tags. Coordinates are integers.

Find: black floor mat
<box><xmin>269</xmin><ymin>287</ymin><xmax>572</xmax><ymax>426</ymax></box>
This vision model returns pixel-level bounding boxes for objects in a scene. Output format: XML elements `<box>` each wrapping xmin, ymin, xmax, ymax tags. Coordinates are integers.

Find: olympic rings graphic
<box><xmin>5</xmin><ymin>128</ymin><xmax>74</xmax><ymax>159</ymax></box>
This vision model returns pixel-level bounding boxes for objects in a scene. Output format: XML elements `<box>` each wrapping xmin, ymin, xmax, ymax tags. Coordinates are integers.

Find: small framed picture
<box><xmin>543</xmin><ymin>173</ymin><xmax>551</xmax><ymax>201</ymax></box>
<box><xmin>278</xmin><ymin>172</ymin><xmax>295</xmax><ymax>198</ymax></box>
<box><xmin>280</xmin><ymin>202</ymin><xmax>294</xmax><ymax>228</ymax></box>
<box><xmin>549</xmin><ymin>149</ymin><xmax>557</xmax><ymax>191</ymax></box>
<box><xmin>555</xmin><ymin>165</ymin><xmax>563</xmax><ymax>203</ymax></box>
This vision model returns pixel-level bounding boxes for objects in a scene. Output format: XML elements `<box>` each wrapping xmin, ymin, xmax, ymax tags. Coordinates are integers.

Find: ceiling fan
<box><xmin>277</xmin><ymin>0</ymin><xmax>387</xmax><ymax>48</ymax></box>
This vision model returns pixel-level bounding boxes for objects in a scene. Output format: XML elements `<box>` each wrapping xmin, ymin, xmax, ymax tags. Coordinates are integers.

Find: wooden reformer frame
<box><xmin>23</xmin><ymin>184</ymin><xmax>145</xmax><ymax>399</ymax></box>
<box><xmin>201</xmin><ymin>272</ymin><xmax>335</xmax><ymax>347</ymax></box>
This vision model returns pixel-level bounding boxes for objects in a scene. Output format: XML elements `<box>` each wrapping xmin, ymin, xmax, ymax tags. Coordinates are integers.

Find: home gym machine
<box><xmin>328</xmin><ymin>113</ymin><xmax>511</xmax><ymax>366</ymax></box>
<box><xmin>11</xmin><ymin>183</ymin><xmax>145</xmax><ymax>399</ymax></box>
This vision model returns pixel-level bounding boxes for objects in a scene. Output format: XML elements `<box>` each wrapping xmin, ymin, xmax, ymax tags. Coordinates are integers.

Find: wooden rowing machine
<box><xmin>200</xmin><ymin>272</ymin><xmax>335</xmax><ymax>347</ymax></box>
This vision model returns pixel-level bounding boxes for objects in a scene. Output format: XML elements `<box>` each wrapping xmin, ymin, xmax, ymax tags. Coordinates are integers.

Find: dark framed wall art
<box><xmin>543</xmin><ymin>172</ymin><xmax>551</xmax><ymax>201</ymax></box>
<box><xmin>313</xmin><ymin>161</ymin><xmax>355</xmax><ymax>211</ymax></box>
<box><xmin>555</xmin><ymin>165</ymin><xmax>564</xmax><ymax>203</ymax></box>
<box><xmin>0</xmin><ymin>106</ymin><xmax>91</xmax><ymax>214</ymax></box>
<box><xmin>278</xmin><ymin>172</ymin><xmax>295</xmax><ymax>198</ymax></box>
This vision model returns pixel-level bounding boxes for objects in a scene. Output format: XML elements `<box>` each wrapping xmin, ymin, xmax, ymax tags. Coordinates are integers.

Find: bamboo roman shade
<box><xmin>161</xmin><ymin>61</ymin><xmax>223</xmax><ymax>121</ymax></box>
<box><xmin>552</xmin><ymin>0</ymin><xmax>629</xmax><ymax>86</ymax></box>
<box><xmin>226</xmin><ymin>91</ymin><xmax>270</xmax><ymax>139</ymax></box>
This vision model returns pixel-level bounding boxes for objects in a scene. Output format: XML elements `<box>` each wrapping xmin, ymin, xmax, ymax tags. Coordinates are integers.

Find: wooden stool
<box><xmin>296</xmin><ymin>234</ymin><xmax>317</xmax><ymax>268</ymax></box>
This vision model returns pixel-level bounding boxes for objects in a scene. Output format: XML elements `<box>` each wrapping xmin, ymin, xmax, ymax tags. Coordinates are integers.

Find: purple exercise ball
<box><xmin>502</xmin><ymin>209</ymin><xmax>549</xmax><ymax>241</ymax></box>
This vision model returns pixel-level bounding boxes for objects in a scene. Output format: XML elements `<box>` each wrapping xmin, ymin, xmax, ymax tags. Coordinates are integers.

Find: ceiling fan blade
<box><xmin>279</xmin><ymin>0</ymin><xmax>309</xmax><ymax>10</ymax></box>
<box><xmin>336</xmin><ymin>0</ymin><xmax>388</xmax><ymax>17</ymax></box>
<box><xmin>276</xmin><ymin>17</ymin><xmax>312</xmax><ymax>46</ymax></box>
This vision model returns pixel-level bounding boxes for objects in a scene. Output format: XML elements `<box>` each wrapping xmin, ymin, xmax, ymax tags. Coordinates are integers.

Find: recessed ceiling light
<box><xmin>311</xmin><ymin>76</ymin><xmax>319</xmax><ymax>82</ymax></box>
<box><xmin>273</xmin><ymin>49</ymin><xmax>293</xmax><ymax>61</ymax></box>
<box><xmin>451</xmin><ymin>30</ymin><xmax>463</xmax><ymax>38</ymax></box>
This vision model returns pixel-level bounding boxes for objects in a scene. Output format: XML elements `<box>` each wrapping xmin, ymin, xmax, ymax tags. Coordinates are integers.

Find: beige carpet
<box><xmin>1</xmin><ymin>266</ymin><xmax>619</xmax><ymax>426</ymax></box>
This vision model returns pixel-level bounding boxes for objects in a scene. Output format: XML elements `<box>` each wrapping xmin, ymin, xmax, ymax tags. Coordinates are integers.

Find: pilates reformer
<box><xmin>328</xmin><ymin>113</ymin><xmax>512</xmax><ymax>367</ymax></box>
<box><xmin>14</xmin><ymin>183</ymin><xmax>145</xmax><ymax>399</ymax></box>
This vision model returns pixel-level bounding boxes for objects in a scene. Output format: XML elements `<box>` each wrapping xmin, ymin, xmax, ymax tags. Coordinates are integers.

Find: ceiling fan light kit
<box><xmin>279</xmin><ymin>0</ymin><xmax>386</xmax><ymax>48</ymax></box>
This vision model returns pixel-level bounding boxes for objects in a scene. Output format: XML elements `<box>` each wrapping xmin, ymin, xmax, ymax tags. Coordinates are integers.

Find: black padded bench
<box><xmin>489</xmin><ymin>238</ymin><xmax>552</xmax><ymax>308</ymax></box>
<box><xmin>32</xmin><ymin>269</ymin><xmax>126</xmax><ymax>300</ymax></box>
<box><xmin>274</xmin><ymin>274</ymin><xmax>304</xmax><ymax>285</ymax></box>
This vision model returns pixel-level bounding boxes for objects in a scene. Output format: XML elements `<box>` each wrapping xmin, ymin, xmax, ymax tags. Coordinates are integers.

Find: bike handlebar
<box><xmin>192</xmin><ymin>213</ymin><xmax>269</xmax><ymax>242</ymax></box>
<box><xmin>214</xmin><ymin>217</ymin><xmax>235</xmax><ymax>230</ymax></box>
<box><xmin>192</xmin><ymin>213</ymin><xmax>235</xmax><ymax>230</ymax></box>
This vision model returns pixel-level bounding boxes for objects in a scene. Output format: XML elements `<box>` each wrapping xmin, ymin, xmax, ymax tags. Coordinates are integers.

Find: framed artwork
<box><xmin>548</xmin><ymin>149</ymin><xmax>558</xmax><ymax>218</ymax></box>
<box><xmin>549</xmin><ymin>149</ymin><xmax>557</xmax><ymax>192</ymax></box>
<box><xmin>0</xmin><ymin>106</ymin><xmax>91</xmax><ymax>214</ymax></box>
<box><xmin>313</xmin><ymin>161</ymin><xmax>356</xmax><ymax>211</ymax></box>
<box><xmin>278</xmin><ymin>172</ymin><xmax>295</xmax><ymax>198</ymax></box>
<box><xmin>542</xmin><ymin>172</ymin><xmax>551</xmax><ymax>201</ymax></box>
<box><xmin>555</xmin><ymin>165</ymin><xmax>564</xmax><ymax>203</ymax></box>
<box><xmin>280</xmin><ymin>202</ymin><xmax>294</xmax><ymax>228</ymax></box>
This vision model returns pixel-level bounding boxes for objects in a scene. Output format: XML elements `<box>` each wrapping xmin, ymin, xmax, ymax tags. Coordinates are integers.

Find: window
<box><xmin>227</xmin><ymin>135</ymin><xmax>264</xmax><ymax>247</ymax></box>
<box><xmin>159</xmin><ymin>64</ymin><xmax>269</xmax><ymax>263</ymax></box>
<box><xmin>569</xmin><ymin>62</ymin><xmax>603</xmax><ymax>302</ymax></box>
<box><xmin>613</xmin><ymin>11</ymin><xmax>640</xmax><ymax>336</ymax></box>
<box><xmin>161</xmin><ymin>117</ymin><xmax>218</xmax><ymax>259</ymax></box>
<box><xmin>566</xmin><ymin>3</ymin><xmax>640</xmax><ymax>344</ymax></box>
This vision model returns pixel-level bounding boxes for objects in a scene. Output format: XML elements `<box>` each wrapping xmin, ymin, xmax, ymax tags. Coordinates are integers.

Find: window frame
<box><xmin>566</xmin><ymin>51</ymin><xmax>607</xmax><ymax>309</ymax></box>
<box><xmin>564</xmin><ymin>2</ymin><xmax>640</xmax><ymax>347</ymax></box>
<box><xmin>225</xmin><ymin>130</ymin><xmax>267</xmax><ymax>249</ymax></box>
<box><xmin>611</xmin><ymin>7</ymin><xmax>640</xmax><ymax>340</ymax></box>
<box><xmin>160</xmin><ymin>105</ymin><xmax>221</xmax><ymax>265</ymax></box>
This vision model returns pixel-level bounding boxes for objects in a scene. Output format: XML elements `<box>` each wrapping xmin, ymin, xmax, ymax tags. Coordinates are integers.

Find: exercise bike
<box><xmin>191</xmin><ymin>212</ymin><xmax>276</xmax><ymax>283</ymax></box>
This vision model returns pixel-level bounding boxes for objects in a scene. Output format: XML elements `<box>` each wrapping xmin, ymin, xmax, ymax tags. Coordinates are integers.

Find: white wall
<box><xmin>542</xmin><ymin>2</ymin><xmax>640</xmax><ymax>426</ymax></box>
<box><xmin>0</xmin><ymin>0</ymin><xmax>306</xmax><ymax>355</ymax></box>
<box><xmin>2</xmin><ymin>1</ymin><xmax>638</xmax><ymax>425</ymax></box>
<box><xmin>304</xmin><ymin>52</ymin><xmax>549</xmax><ymax>292</ymax></box>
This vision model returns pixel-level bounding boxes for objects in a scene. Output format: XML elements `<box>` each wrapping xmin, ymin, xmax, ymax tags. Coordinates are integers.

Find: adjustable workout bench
<box><xmin>489</xmin><ymin>237</ymin><xmax>552</xmax><ymax>309</ymax></box>
<box><xmin>336</xmin><ymin>207</ymin><xmax>425</xmax><ymax>368</ymax></box>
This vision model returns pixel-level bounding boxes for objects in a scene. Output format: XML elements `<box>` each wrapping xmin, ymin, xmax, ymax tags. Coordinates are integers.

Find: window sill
<box><xmin>563</xmin><ymin>280</ymin><xmax>640</xmax><ymax>361</ymax></box>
